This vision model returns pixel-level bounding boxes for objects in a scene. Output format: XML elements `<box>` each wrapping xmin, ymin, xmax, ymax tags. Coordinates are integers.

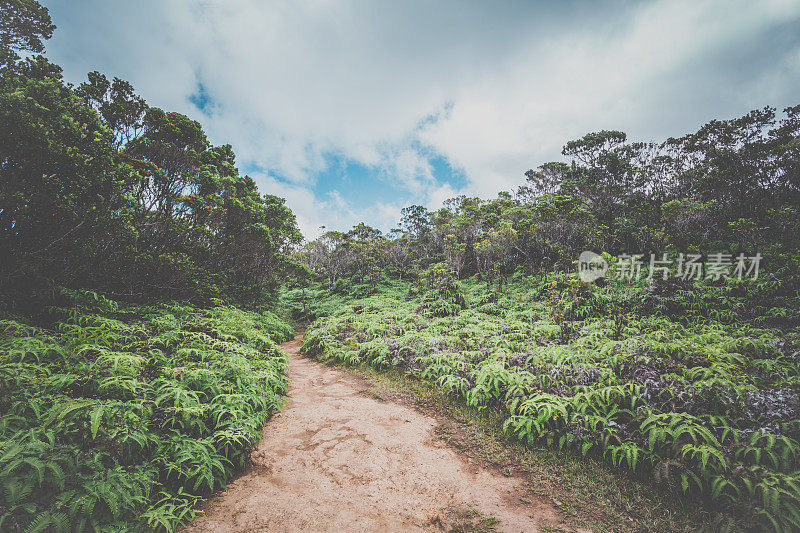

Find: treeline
<box><xmin>1</xmin><ymin>1</ymin><xmax>301</xmax><ymax>313</ymax></box>
<box><xmin>297</xmin><ymin>108</ymin><xmax>800</xmax><ymax>291</ymax></box>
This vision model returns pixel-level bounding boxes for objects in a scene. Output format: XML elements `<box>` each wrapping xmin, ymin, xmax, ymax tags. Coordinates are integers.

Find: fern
<box><xmin>0</xmin><ymin>299</ymin><xmax>291</xmax><ymax>531</ymax></box>
<box><xmin>302</xmin><ymin>275</ymin><xmax>800</xmax><ymax>531</ymax></box>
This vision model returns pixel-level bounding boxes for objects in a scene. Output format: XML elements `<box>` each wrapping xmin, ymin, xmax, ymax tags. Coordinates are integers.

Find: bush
<box><xmin>416</xmin><ymin>263</ymin><xmax>467</xmax><ymax>317</ymax></box>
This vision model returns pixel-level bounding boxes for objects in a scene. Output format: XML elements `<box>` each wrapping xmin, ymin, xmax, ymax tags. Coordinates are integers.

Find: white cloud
<box><xmin>44</xmin><ymin>0</ymin><xmax>800</xmax><ymax>236</ymax></box>
<box><xmin>420</xmin><ymin>0</ymin><xmax>800</xmax><ymax>197</ymax></box>
<box><xmin>251</xmin><ymin>173</ymin><xmax>403</xmax><ymax>240</ymax></box>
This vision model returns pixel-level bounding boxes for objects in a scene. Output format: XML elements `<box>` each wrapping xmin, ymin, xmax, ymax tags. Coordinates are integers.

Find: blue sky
<box><xmin>43</xmin><ymin>0</ymin><xmax>800</xmax><ymax>239</ymax></box>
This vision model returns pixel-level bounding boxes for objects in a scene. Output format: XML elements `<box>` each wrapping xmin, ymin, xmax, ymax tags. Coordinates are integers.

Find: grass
<box><xmin>441</xmin><ymin>507</ymin><xmax>501</xmax><ymax>532</ymax></box>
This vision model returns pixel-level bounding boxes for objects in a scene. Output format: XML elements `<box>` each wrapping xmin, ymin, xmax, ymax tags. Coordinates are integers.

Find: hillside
<box><xmin>2</xmin><ymin>1</ymin><xmax>799</xmax><ymax>532</ymax></box>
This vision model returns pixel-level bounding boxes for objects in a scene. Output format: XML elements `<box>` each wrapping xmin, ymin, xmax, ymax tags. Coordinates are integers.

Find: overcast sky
<box><xmin>43</xmin><ymin>0</ymin><xmax>800</xmax><ymax>239</ymax></box>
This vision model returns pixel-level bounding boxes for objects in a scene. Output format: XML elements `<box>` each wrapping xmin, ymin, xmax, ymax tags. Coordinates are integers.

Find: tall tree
<box><xmin>0</xmin><ymin>0</ymin><xmax>54</xmax><ymax>69</ymax></box>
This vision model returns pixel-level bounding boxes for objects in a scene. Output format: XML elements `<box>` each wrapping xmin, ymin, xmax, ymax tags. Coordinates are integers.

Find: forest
<box><xmin>1</xmin><ymin>1</ymin><xmax>799</xmax><ymax>532</ymax></box>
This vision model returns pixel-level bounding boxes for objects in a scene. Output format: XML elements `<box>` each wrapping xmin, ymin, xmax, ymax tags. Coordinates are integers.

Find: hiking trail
<box><xmin>184</xmin><ymin>334</ymin><xmax>570</xmax><ymax>532</ymax></box>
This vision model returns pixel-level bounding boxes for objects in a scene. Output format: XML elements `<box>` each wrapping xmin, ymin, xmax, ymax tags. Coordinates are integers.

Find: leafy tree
<box><xmin>475</xmin><ymin>219</ymin><xmax>517</xmax><ymax>291</ymax></box>
<box><xmin>75</xmin><ymin>71</ymin><xmax>147</xmax><ymax>148</ymax></box>
<box><xmin>443</xmin><ymin>234</ymin><xmax>467</xmax><ymax>276</ymax></box>
<box><xmin>0</xmin><ymin>0</ymin><xmax>54</xmax><ymax>69</ymax></box>
<box><xmin>1</xmin><ymin>0</ymin><xmax>302</xmax><ymax>307</ymax></box>
<box><xmin>661</xmin><ymin>198</ymin><xmax>719</xmax><ymax>257</ymax></box>
<box><xmin>0</xmin><ymin>62</ymin><xmax>123</xmax><ymax>303</ymax></box>
<box><xmin>386</xmin><ymin>231</ymin><xmax>413</xmax><ymax>279</ymax></box>
<box><xmin>519</xmin><ymin>161</ymin><xmax>567</xmax><ymax>201</ymax></box>
<box><xmin>400</xmin><ymin>204</ymin><xmax>431</xmax><ymax>239</ymax></box>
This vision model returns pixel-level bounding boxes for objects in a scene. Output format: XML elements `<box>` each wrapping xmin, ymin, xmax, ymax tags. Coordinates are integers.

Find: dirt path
<box><xmin>184</xmin><ymin>335</ymin><xmax>566</xmax><ymax>532</ymax></box>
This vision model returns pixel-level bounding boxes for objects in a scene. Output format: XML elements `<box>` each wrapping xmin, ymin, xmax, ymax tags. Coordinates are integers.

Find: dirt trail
<box><xmin>184</xmin><ymin>335</ymin><xmax>566</xmax><ymax>532</ymax></box>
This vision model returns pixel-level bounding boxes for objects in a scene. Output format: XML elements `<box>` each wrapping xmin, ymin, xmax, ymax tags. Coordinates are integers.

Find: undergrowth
<box><xmin>0</xmin><ymin>290</ymin><xmax>292</xmax><ymax>532</ymax></box>
<box><xmin>303</xmin><ymin>272</ymin><xmax>800</xmax><ymax>531</ymax></box>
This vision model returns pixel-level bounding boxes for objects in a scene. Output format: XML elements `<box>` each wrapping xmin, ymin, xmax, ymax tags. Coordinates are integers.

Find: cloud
<box><xmin>44</xmin><ymin>0</ymin><xmax>800</xmax><ymax>237</ymax></box>
<box><xmin>420</xmin><ymin>0</ymin><xmax>800</xmax><ymax>195</ymax></box>
<box><xmin>251</xmin><ymin>173</ymin><xmax>403</xmax><ymax>239</ymax></box>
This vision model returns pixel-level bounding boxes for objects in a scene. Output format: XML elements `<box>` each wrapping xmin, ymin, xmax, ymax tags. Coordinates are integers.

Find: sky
<box><xmin>43</xmin><ymin>0</ymin><xmax>800</xmax><ymax>239</ymax></box>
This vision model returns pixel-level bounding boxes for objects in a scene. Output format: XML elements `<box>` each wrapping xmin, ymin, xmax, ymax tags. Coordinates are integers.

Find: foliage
<box><xmin>0</xmin><ymin>290</ymin><xmax>291</xmax><ymax>532</ymax></box>
<box><xmin>303</xmin><ymin>274</ymin><xmax>800</xmax><ymax>531</ymax></box>
<box><xmin>0</xmin><ymin>0</ymin><xmax>301</xmax><ymax>311</ymax></box>
<box><xmin>3</xmin><ymin>2</ymin><xmax>800</xmax><ymax>530</ymax></box>
<box><xmin>415</xmin><ymin>263</ymin><xmax>467</xmax><ymax>317</ymax></box>
<box><xmin>0</xmin><ymin>0</ymin><xmax>54</xmax><ymax>66</ymax></box>
<box><xmin>294</xmin><ymin>103</ymin><xmax>800</xmax><ymax>304</ymax></box>
<box><xmin>293</xmin><ymin>87</ymin><xmax>800</xmax><ymax>533</ymax></box>
<box><xmin>280</xmin><ymin>278</ymin><xmax>407</xmax><ymax>322</ymax></box>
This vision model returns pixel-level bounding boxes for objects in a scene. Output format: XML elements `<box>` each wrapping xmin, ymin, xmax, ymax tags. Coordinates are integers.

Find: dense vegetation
<box><xmin>293</xmin><ymin>94</ymin><xmax>799</xmax><ymax>533</ymax></box>
<box><xmin>0</xmin><ymin>0</ymin><xmax>302</xmax><ymax>312</ymax></box>
<box><xmin>303</xmin><ymin>273</ymin><xmax>799</xmax><ymax>531</ymax></box>
<box><xmin>295</xmin><ymin>109</ymin><xmax>800</xmax><ymax>296</ymax></box>
<box><xmin>3</xmin><ymin>0</ymin><xmax>800</xmax><ymax>531</ymax></box>
<box><xmin>1</xmin><ymin>3</ymin><xmax>297</xmax><ymax>531</ymax></box>
<box><xmin>0</xmin><ymin>290</ymin><xmax>291</xmax><ymax>531</ymax></box>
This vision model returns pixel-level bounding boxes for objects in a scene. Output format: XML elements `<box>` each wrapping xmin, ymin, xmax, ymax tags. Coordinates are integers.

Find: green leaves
<box><xmin>641</xmin><ymin>412</ymin><xmax>721</xmax><ymax>453</ymax></box>
<box><xmin>607</xmin><ymin>442</ymin><xmax>648</xmax><ymax>472</ymax></box>
<box><xmin>305</xmin><ymin>274</ymin><xmax>800</xmax><ymax>532</ymax></box>
<box><xmin>2</xmin><ymin>32</ymin><xmax>302</xmax><ymax>306</ymax></box>
<box><xmin>0</xmin><ymin>301</ymin><xmax>291</xmax><ymax>531</ymax></box>
<box><xmin>141</xmin><ymin>488</ymin><xmax>202</xmax><ymax>532</ymax></box>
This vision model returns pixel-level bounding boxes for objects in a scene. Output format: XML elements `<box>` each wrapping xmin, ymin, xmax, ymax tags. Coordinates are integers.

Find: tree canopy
<box><xmin>0</xmin><ymin>1</ymin><xmax>302</xmax><ymax>310</ymax></box>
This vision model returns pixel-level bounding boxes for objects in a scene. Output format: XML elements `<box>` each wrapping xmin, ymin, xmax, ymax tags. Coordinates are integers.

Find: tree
<box><xmin>561</xmin><ymin>130</ymin><xmax>641</xmax><ymax>242</ymax></box>
<box><xmin>76</xmin><ymin>71</ymin><xmax>147</xmax><ymax>148</ymax></box>
<box><xmin>0</xmin><ymin>64</ymin><xmax>122</xmax><ymax>299</ymax></box>
<box><xmin>386</xmin><ymin>231</ymin><xmax>412</xmax><ymax>279</ymax></box>
<box><xmin>0</xmin><ymin>0</ymin><xmax>54</xmax><ymax>69</ymax></box>
<box><xmin>125</xmin><ymin>108</ymin><xmax>208</xmax><ymax>218</ymax></box>
<box><xmin>661</xmin><ymin>198</ymin><xmax>719</xmax><ymax>256</ymax></box>
<box><xmin>475</xmin><ymin>220</ymin><xmax>517</xmax><ymax>291</ymax></box>
<box><xmin>518</xmin><ymin>162</ymin><xmax>567</xmax><ymax>202</ymax></box>
<box><xmin>0</xmin><ymin>0</ymin><xmax>305</xmax><ymax>309</ymax></box>
<box><xmin>443</xmin><ymin>234</ymin><xmax>466</xmax><ymax>276</ymax></box>
<box><xmin>308</xmin><ymin>231</ymin><xmax>350</xmax><ymax>288</ymax></box>
<box><xmin>400</xmin><ymin>204</ymin><xmax>431</xmax><ymax>239</ymax></box>
<box><xmin>670</xmin><ymin>107</ymin><xmax>777</xmax><ymax>220</ymax></box>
